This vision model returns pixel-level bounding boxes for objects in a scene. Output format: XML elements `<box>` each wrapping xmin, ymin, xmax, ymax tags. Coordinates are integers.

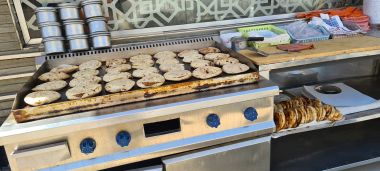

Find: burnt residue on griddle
<box><xmin>144</xmin><ymin>92</ymin><xmax>158</xmax><ymax>98</ymax></box>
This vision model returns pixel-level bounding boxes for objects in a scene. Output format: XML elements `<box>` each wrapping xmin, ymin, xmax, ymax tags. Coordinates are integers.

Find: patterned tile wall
<box><xmin>19</xmin><ymin>0</ymin><xmax>361</xmax><ymax>38</ymax></box>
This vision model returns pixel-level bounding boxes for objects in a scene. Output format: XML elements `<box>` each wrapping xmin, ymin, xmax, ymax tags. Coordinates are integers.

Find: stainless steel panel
<box><xmin>128</xmin><ymin>165</ymin><xmax>163</xmax><ymax>171</ymax></box>
<box><xmin>324</xmin><ymin>157</ymin><xmax>380</xmax><ymax>171</ymax></box>
<box><xmin>270</xmin><ymin>58</ymin><xmax>379</xmax><ymax>89</ymax></box>
<box><xmin>163</xmin><ymin>136</ymin><xmax>271</xmax><ymax>171</ymax></box>
<box><xmin>5</xmin><ymin>96</ymin><xmax>274</xmax><ymax>170</ymax></box>
<box><xmin>33</xmin><ymin>122</ymin><xmax>274</xmax><ymax>171</ymax></box>
<box><xmin>11</xmin><ymin>141</ymin><xmax>70</xmax><ymax>171</ymax></box>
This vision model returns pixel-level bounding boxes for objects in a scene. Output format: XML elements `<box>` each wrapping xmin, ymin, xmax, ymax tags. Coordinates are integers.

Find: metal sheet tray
<box><xmin>11</xmin><ymin>36</ymin><xmax>259</xmax><ymax>123</ymax></box>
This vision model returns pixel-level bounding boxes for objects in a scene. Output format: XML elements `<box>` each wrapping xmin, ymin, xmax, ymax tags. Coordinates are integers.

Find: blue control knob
<box><xmin>206</xmin><ymin>114</ymin><xmax>220</xmax><ymax>128</ymax></box>
<box><xmin>116</xmin><ymin>131</ymin><xmax>131</xmax><ymax>147</ymax></box>
<box><xmin>244</xmin><ymin>107</ymin><xmax>258</xmax><ymax>121</ymax></box>
<box><xmin>80</xmin><ymin>138</ymin><xmax>96</xmax><ymax>154</ymax></box>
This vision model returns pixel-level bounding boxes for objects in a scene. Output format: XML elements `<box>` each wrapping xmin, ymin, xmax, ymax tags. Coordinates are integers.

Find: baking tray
<box><xmin>12</xmin><ymin>36</ymin><xmax>259</xmax><ymax>123</ymax></box>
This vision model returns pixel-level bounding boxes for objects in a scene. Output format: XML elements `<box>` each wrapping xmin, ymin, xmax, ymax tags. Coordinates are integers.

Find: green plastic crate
<box><xmin>238</xmin><ymin>25</ymin><xmax>291</xmax><ymax>48</ymax></box>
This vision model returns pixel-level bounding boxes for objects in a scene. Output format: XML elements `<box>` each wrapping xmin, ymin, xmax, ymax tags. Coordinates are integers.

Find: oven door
<box><xmin>163</xmin><ymin>136</ymin><xmax>271</xmax><ymax>171</ymax></box>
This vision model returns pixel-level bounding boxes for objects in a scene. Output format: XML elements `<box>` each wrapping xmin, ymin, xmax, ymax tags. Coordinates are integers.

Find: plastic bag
<box><xmin>286</xmin><ymin>21</ymin><xmax>324</xmax><ymax>39</ymax></box>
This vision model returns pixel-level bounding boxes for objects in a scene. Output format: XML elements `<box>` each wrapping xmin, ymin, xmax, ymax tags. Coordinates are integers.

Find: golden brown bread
<box><xmin>274</xmin><ymin>111</ymin><xmax>286</xmax><ymax>131</ymax></box>
<box><xmin>285</xmin><ymin>109</ymin><xmax>298</xmax><ymax>128</ymax></box>
<box><xmin>274</xmin><ymin>96</ymin><xmax>343</xmax><ymax>132</ymax></box>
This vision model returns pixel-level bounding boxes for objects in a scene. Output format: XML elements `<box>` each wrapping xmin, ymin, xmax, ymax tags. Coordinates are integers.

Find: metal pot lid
<box><xmin>67</xmin><ymin>34</ymin><xmax>88</xmax><ymax>40</ymax></box>
<box><xmin>81</xmin><ymin>0</ymin><xmax>102</xmax><ymax>6</ymax></box>
<box><xmin>86</xmin><ymin>16</ymin><xmax>106</xmax><ymax>22</ymax></box>
<box><xmin>58</xmin><ymin>2</ymin><xmax>79</xmax><ymax>8</ymax></box>
<box><xmin>90</xmin><ymin>31</ymin><xmax>110</xmax><ymax>37</ymax></box>
<box><xmin>42</xmin><ymin>37</ymin><xmax>65</xmax><ymax>42</ymax></box>
<box><xmin>63</xmin><ymin>20</ymin><xmax>85</xmax><ymax>25</ymax></box>
<box><xmin>35</xmin><ymin>7</ymin><xmax>56</xmax><ymax>13</ymax></box>
<box><xmin>38</xmin><ymin>21</ymin><xmax>61</xmax><ymax>27</ymax></box>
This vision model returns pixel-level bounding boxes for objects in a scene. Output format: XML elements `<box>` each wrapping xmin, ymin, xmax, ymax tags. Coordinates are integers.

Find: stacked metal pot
<box><xmin>35</xmin><ymin>0</ymin><xmax>111</xmax><ymax>54</ymax></box>
<box><xmin>35</xmin><ymin>7</ymin><xmax>65</xmax><ymax>54</ymax></box>
<box><xmin>82</xmin><ymin>0</ymin><xmax>111</xmax><ymax>49</ymax></box>
<box><xmin>58</xmin><ymin>2</ymin><xmax>89</xmax><ymax>52</ymax></box>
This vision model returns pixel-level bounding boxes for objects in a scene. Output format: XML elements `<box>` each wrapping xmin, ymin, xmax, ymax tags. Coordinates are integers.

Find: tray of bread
<box><xmin>274</xmin><ymin>97</ymin><xmax>344</xmax><ymax>132</ymax></box>
<box><xmin>12</xmin><ymin>36</ymin><xmax>259</xmax><ymax>123</ymax></box>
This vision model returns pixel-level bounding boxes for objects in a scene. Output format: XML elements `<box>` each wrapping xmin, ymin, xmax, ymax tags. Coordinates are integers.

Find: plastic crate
<box><xmin>237</xmin><ymin>25</ymin><xmax>291</xmax><ymax>48</ymax></box>
<box><xmin>287</xmin><ymin>25</ymin><xmax>331</xmax><ymax>44</ymax></box>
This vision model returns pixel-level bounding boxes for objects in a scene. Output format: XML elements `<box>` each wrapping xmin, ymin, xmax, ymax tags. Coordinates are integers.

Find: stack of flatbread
<box><xmin>274</xmin><ymin>97</ymin><xmax>344</xmax><ymax>132</ymax></box>
<box><xmin>26</xmin><ymin>64</ymin><xmax>79</xmax><ymax>106</ymax></box>
<box><xmin>103</xmin><ymin>58</ymin><xmax>134</xmax><ymax>93</ymax></box>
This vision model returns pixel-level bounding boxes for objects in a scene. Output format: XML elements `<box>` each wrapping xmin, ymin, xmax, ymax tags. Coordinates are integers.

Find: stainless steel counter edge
<box><xmin>258</xmin><ymin>49</ymin><xmax>380</xmax><ymax>71</ymax></box>
<box><xmin>0</xmin><ymin>85</ymin><xmax>279</xmax><ymax>145</ymax></box>
<box><xmin>272</xmin><ymin>107</ymin><xmax>380</xmax><ymax>138</ymax></box>
<box><xmin>40</xmin><ymin>122</ymin><xmax>274</xmax><ymax>171</ymax></box>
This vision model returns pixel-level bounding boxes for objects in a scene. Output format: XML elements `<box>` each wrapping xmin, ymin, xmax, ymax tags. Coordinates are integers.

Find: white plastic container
<box><xmin>363</xmin><ymin>0</ymin><xmax>380</xmax><ymax>24</ymax></box>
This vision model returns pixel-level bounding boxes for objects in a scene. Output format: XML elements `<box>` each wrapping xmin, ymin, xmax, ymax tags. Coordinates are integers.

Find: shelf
<box><xmin>272</xmin><ymin>107</ymin><xmax>380</xmax><ymax>138</ymax></box>
<box><xmin>272</xmin><ymin>76</ymin><xmax>380</xmax><ymax>138</ymax></box>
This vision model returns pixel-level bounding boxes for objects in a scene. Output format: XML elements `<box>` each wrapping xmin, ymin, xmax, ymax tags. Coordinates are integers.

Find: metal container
<box><xmin>90</xmin><ymin>32</ymin><xmax>111</xmax><ymax>49</ymax></box>
<box><xmin>57</xmin><ymin>3</ymin><xmax>80</xmax><ymax>20</ymax></box>
<box><xmin>35</xmin><ymin>7</ymin><xmax>57</xmax><ymax>23</ymax></box>
<box><xmin>67</xmin><ymin>35</ymin><xmax>89</xmax><ymax>52</ymax></box>
<box><xmin>38</xmin><ymin>22</ymin><xmax>62</xmax><ymax>38</ymax></box>
<box><xmin>43</xmin><ymin>37</ymin><xmax>65</xmax><ymax>54</ymax></box>
<box><xmin>87</xmin><ymin>17</ymin><xmax>108</xmax><ymax>33</ymax></box>
<box><xmin>81</xmin><ymin>0</ymin><xmax>103</xmax><ymax>18</ymax></box>
<box><xmin>63</xmin><ymin>20</ymin><xmax>85</xmax><ymax>36</ymax></box>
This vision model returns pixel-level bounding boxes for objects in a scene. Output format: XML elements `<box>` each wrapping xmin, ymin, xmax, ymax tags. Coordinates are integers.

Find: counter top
<box><xmin>239</xmin><ymin>36</ymin><xmax>380</xmax><ymax>71</ymax></box>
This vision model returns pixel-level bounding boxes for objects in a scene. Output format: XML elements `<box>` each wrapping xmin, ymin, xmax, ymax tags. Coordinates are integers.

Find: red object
<box><xmin>297</xmin><ymin>7</ymin><xmax>365</xmax><ymax>19</ymax></box>
<box><xmin>277</xmin><ymin>44</ymin><xmax>315</xmax><ymax>52</ymax></box>
<box><xmin>297</xmin><ymin>7</ymin><xmax>371</xmax><ymax>32</ymax></box>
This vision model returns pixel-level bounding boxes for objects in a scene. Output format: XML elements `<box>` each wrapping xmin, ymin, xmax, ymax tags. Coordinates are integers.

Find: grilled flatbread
<box><xmin>79</xmin><ymin>60</ymin><xmax>102</xmax><ymax>70</ymax></box>
<box><xmin>103</xmin><ymin>72</ymin><xmax>132</xmax><ymax>82</ymax></box>
<box><xmin>105</xmin><ymin>58</ymin><xmax>127</xmax><ymax>67</ymax></box>
<box><xmin>72</xmin><ymin>69</ymin><xmax>99</xmax><ymax>78</ymax></box>
<box><xmin>190</xmin><ymin>59</ymin><xmax>213</xmax><ymax>68</ymax></box>
<box><xmin>274</xmin><ymin>111</ymin><xmax>286</xmax><ymax>131</ymax></box>
<box><xmin>214</xmin><ymin>57</ymin><xmax>239</xmax><ymax>66</ymax></box>
<box><xmin>199</xmin><ymin>47</ymin><xmax>221</xmax><ymax>55</ymax></box>
<box><xmin>159</xmin><ymin>63</ymin><xmax>185</xmax><ymax>72</ymax></box>
<box><xmin>132</xmin><ymin>67</ymin><xmax>159</xmax><ymax>78</ymax></box>
<box><xmin>38</xmin><ymin>72</ymin><xmax>70</xmax><ymax>82</ymax></box>
<box><xmin>129</xmin><ymin>55</ymin><xmax>152</xmax><ymax>63</ymax></box>
<box><xmin>32</xmin><ymin>80</ymin><xmax>67</xmax><ymax>91</ymax></box>
<box><xmin>24</xmin><ymin>91</ymin><xmax>61</xmax><ymax>106</ymax></box>
<box><xmin>178</xmin><ymin>50</ymin><xmax>199</xmax><ymax>58</ymax></box>
<box><xmin>106</xmin><ymin>64</ymin><xmax>132</xmax><ymax>73</ymax></box>
<box><xmin>164</xmin><ymin>70</ymin><xmax>192</xmax><ymax>81</ymax></box>
<box><xmin>66</xmin><ymin>84</ymin><xmax>102</xmax><ymax>100</ymax></box>
<box><xmin>136</xmin><ymin>73</ymin><xmax>165</xmax><ymax>88</ymax></box>
<box><xmin>156</xmin><ymin>58</ymin><xmax>179</xmax><ymax>65</ymax></box>
<box><xmin>222</xmin><ymin>63</ymin><xmax>249</xmax><ymax>74</ymax></box>
<box><xmin>154</xmin><ymin>51</ymin><xmax>176</xmax><ymax>59</ymax></box>
<box><xmin>182</xmin><ymin>53</ymin><xmax>204</xmax><ymax>63</ymax></box>
<box><xmin>69</xmin><ymin>76</ymin><xmax>102</xmax><ymax>87</ymax></box>
<box><xmin>204</xmin><ymin>53</ymin><xmax>229</xmax><ymax>61</ymax></box>
<box><xmin>192</xmin><ymin>66</ymin><xmax>222</xmax><ymax>79</ymax></box>
<box><xmin>131</xmin><ymin>60</ymin><xmax>155</xmax><ymax>69</ymax></box>
<box><xmin>51</xmin><ymin>64</ymin><xmax>78</xmax><ymax>73</ymax></box>
<box><xmin>105</xmin><ymin>78</ymin><xmax>135</xmax><ymax>93</ymax></box>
